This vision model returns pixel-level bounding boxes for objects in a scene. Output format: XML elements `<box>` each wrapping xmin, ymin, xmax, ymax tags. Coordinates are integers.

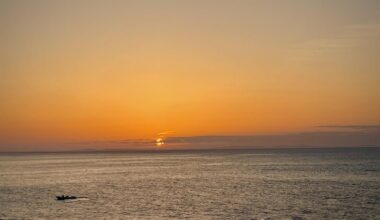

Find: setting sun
<box><xmin>156</xmin><ymin>138</ymin><xmax>164</xmax><ymax>147</ymax></box>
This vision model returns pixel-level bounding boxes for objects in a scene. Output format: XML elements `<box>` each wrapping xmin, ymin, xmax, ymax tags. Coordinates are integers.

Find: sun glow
<box><xmin>156</xmin><ymin>138</ymin><xmax>164</xmax><ymax>147</ymax></box>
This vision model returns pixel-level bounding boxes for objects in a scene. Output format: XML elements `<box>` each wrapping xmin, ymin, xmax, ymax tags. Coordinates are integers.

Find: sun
<box><xmin>156</xmin><ymin>138</ymin><xmax>164</xmax><ymax>147</ymax></box>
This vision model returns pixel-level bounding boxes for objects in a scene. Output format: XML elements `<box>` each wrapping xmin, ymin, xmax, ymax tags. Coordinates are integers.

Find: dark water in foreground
<box><xmin>0</xmin><ymin>148</ymin><xmax>379</xmax><ymax>219</ymax></box>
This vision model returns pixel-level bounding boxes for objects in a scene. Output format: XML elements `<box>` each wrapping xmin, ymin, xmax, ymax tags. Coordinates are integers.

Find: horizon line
<box><xmin>0</xmin><ymin>145</ymin><xmax>379</xmax><ymax>154</ymax></box>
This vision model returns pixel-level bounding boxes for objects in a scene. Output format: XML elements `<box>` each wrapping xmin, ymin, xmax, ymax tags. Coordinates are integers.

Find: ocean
<box><xmin>0</xmin><ymin>148</ymin><xmax>379</xmax><ymax>219</ymax></box>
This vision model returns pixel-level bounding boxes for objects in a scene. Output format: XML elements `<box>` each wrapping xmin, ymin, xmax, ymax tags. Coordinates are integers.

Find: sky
<box><xmin>1</xmin><ymin>0</ymin><xmax>380</xmax><ymax>151</ymax></box>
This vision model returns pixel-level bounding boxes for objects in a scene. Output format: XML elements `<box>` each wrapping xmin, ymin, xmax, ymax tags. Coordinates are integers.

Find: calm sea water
<box><xmin>0</xmin><ymin>148</ymin><xmax>379</xmax><ymax>219</ymax></box>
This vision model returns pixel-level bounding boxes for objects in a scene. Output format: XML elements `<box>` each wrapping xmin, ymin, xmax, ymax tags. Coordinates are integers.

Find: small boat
<box><xmin>56</xmin><ymin>195</ymin><xmax>77</xmax><ymax>200</ymax></box>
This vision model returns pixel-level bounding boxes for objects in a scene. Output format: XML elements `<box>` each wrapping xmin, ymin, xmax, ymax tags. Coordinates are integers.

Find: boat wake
<box><xmin>61</xmin><ymin>197</ymin><xmax>89</xmax><ymax>202</ymax></box>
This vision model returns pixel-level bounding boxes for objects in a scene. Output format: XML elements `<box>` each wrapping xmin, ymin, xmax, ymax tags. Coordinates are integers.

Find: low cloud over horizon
<box><xmin>2</xmin><ymin>125</ymin><xmax>379</xmax><ymax>152</ymax></box>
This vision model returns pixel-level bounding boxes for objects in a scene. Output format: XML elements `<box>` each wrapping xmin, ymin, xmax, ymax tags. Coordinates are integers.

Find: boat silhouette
<box><xmin>56</xmin><ymin>195</ymin><xmax>77</xmax><ymax>200</ymax></box>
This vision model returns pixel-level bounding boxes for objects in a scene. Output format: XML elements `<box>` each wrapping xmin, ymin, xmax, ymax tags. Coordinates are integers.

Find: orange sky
<box><xmin>1</xmin><ymin>0</ymin><xmax>380</xmax><ymax>151</ymax></box>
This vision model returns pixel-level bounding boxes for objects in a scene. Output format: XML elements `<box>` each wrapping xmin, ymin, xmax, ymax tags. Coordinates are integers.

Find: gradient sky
<box><xmin>1</xmin><ymin>0</ymin><xmax>380</xmax><ymax>151</ymax></box>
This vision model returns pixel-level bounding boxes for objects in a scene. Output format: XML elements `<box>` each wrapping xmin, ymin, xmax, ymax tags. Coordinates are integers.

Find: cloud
<box><xmin>289</xmin><ymin>23</ymin><xmax>380</xmax><ymax>61</ymax></box>
<box><xmin>68</xmin><ymin>125</ymin><xmax>380</xmax><ymax>150</ymax></box>
<box><xmin>318</xmin><ymin>125</ymin><xmax>380</xmax><ymax>131</ymax></box>
<box><xmin>68</xmin><ymin>138</ymin><xmax>156</xmax><ymax>150</ymax></box>
<box><xmin>164</xmin><ymin>126</ymin><xmax>380</xmax><ymax>149</ymax></box>
<box><xmin>8</xmin><ymin>125</ymin><xmax>378</xmax><ymax>152</ymax></box>
<box><xmin>157</xmin><ymin>131</ymin><xmax>174</xmax><ymax>137</ymax></box>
